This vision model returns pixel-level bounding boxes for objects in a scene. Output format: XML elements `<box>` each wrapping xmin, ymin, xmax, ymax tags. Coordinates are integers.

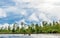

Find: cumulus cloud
<box><xmin>25</xmin><ymin>0</ymin><xmax>60</xmax><ymax>21</ymax></box>
<box><xmin>0</xmin><ymin>0</ymin><xmax>60</xmax><ymax>25</ymax></box>
<box><xmin>0</xmin><ymin>8</ymin><xmax>7</xmax><ymax>18</ymax></box>
<box><xmin>28</xmin><ymin>13</ymin><xmax>39</xmax><ymax>22</ymax></box>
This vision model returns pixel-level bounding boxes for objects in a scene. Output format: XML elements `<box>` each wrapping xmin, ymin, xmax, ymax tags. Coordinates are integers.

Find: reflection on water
<box><xmin>0</xmin><ymin>36</ymin><xmax>33</xmax><ymax>38</ymax></box>
<box><xmin>0</xmin><ymin>34</ymin><xmax>60</xmax><ymax>38</ymax></box>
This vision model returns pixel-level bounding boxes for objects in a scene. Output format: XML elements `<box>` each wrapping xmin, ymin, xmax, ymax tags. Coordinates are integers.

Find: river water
<box><xmin>0</xmin><ymin>34</ymin><xmax>60</xmax><ymax>38</ymax></box>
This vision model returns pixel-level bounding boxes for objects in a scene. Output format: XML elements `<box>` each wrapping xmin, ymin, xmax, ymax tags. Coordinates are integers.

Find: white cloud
<box><xmin>0</xmin><ymin>23</ymin><xmax>9</xmax><ymax>29</ymax></box>
<box><xmin>28</xmin><ymin>13</ymin><xmax>39</xmax><ymax>22</ymax></box>
<box><xmin>19</xmin><ymin>9</ymin><xmax>27</xmax><ymax>16</ymax></box>
<box><xmin>12</xmin><ymin>0</ymin><xmax>60</xmax><ymax>22</ymax></box>
<box><xmin>5</xmin><ymin>6</ymin><xmax>27</xmax><ymax>16</ymax></box>
<box><xmin>39</xmin><ymin>13</ymin><xmax>52</xmax><ymax>22</ymax></box>
<box><xmin>5</xmin><ymin>6</ymin><xmax>17</xmax><ymax>12</ymax></box>
<box><xmin>29</xmin><ymin>0</ymin><xmax>60</xmax><ymax>21</ymax></box>
<box><xmin>0</xmin><ymin>8</ymin><xmax>7</xmax><ymax>18</ymax></box>
<box><xmin>0</xmin><ymin>0</ymin><xmax>60</xmax><ymax>25</ymax></box>
<box><xmin>2</xmin><ymin>23</ymin><xmax>9</xmax><ymax>28</ymax></box>
<box><xmin>16</xmin><ymin>19</ymin><xmax>26</xmax><ymax>24</ymax></box>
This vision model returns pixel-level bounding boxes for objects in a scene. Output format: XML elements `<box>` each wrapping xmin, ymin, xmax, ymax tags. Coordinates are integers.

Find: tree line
<box><xmin>0</xmin><ymin>21</ymin><xmax>60</xmax><ymax>35</ymax></box>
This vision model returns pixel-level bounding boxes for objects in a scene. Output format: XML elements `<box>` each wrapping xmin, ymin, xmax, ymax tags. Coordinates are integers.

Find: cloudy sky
<box><xmin>0</xmin><ymin>0</ymin><xmax>60</xmax><ymax>25</ymax></box>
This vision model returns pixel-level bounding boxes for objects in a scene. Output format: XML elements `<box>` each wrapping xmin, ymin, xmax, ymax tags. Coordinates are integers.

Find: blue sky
<box><xmin>0</xmin><ymin>0</ymin><xmax>60</xmax><ymax>25</ymax></box>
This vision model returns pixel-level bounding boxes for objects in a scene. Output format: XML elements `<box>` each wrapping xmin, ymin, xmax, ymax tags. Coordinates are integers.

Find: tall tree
<box><xmin>12</xmin><ymin>23</ymin><xmax>17</xmax><ymax>33</ymax></box>
<box><xmin>8</xmin><ymin>25</ymin><xmax>11</xmax><ymax>31</ymax></box>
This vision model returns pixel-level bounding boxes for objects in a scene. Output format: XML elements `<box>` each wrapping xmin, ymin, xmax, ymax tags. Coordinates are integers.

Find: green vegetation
<box><xmin>0</xmin><ymin>21</ymin><xmax>60</xmax><ymax>34</ymax></box>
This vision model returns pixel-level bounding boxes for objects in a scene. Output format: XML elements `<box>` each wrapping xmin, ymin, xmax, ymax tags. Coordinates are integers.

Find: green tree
<box><xmin>8</xmin><ymin>25</ymin><xmax>11</xmax><ymax>31</ymax></box>
<box><xmin>12</xmin><ymin>23</ymin><xmax>17</xmax><ymax>33</ymax></box>
<box><xmin>16</xmin><ymin>25</ymin><xmax>20</xmax><ymax>33</ymax></box>
<box><xmin>35</xmin><ymin>24</ymin><xmax>40</xmax><ymax>34</ymax></box>
<box><xmin>42</xmin><ymin>21</ymin><xmax>47</xmax><ymax>26</ymax></box>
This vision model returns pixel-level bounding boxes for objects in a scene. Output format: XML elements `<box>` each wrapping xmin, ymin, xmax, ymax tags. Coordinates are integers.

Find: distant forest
<box><xmin>0</xmin><ymin>21</ymin><xmax>60</xmax><ymax>35</ymax></box>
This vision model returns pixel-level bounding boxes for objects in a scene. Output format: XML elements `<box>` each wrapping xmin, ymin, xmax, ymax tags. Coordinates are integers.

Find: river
<box><xmin>0</xmin><ymin>34</ymin><xmax>60</xmax><ymax>38</ymax></box>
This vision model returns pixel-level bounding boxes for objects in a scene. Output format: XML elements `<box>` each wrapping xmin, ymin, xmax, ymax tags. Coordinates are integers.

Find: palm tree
<box><xmin>35</xmin><ymin>24</ymin><xmax>39</xmax><ymax>34</ymax></box>
<box><xmin>8</xmin><ymin>25</ymin><xmax>11</xmax><ymax>31</ymax></box>
<box><xmin>12</xmin><ymin>23</ymin><xmax>17</xmax><ymax>33</ymax></box>
<box><xmin>16</xmin><ymin>25</ymin><xmax>20</xmax><ymax>33</ymax></box>
<box><xmin>42</xmin><ymin>21</ymin><xmax>47</xmax><ymax>26</ymax></box>
<box><xmin>27</xmin><ymin>26</ymin><xmax>32</xmax><ymax>36</ymax></box>
<box><xmin>31</xmin><ymin>23</ymin><xmax>35</xmax><ymax>33</ymax></box>
<box><xmin>21</xmin><ymin>22</ymin><xmax>24</xmax><ymax>28</ymax></box>
<box><xmin>20</xmin><ymin>22</ymin><xmax>26</xmax><ymax>34</ymax></box>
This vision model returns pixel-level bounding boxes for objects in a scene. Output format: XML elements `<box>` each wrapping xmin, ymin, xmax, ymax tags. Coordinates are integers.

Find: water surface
<box><xmin>0</xmin><ymin>34</ymin><xmax>60</xmax><ymax>38</ymax></box>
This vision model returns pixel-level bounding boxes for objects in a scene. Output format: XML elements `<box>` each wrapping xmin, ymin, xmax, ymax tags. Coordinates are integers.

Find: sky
<box><xmin>0</xmin><ymin>0</ymin><xmax>60</xmax><ymax>25</ymax></box>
